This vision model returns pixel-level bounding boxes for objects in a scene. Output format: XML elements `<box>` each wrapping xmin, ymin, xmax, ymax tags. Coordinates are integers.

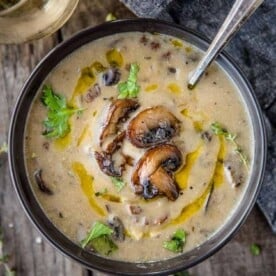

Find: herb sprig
<box><xmin>0</xmin><ymin>142</ymin><xmax>8</xmax><ymax>155</ymax></box>
<box><xmin>163</xmin><ymin>229</ymin><xmax>186</xmax><ymax>253</ymax></box>
<box><xmin>0</xmin><ymin>228</ymin><xmax>15</xmax><ymax>276</ymax></box>
<box><xmin>41</xmin><ymin>85</ymin><xmax>82</xmax><ymax>139</ymax></box>
<box><xmin>111</xmin><ymin>177</ymin><xmax>125</xmax><ymax>192</ymax></box>
<box><xmin>81</xmin><ymin>222</ymin><xmax>117</xmax><ymax>256</ymax></box>
<box><xmin>211</xmin><ymin>122</ymin><xmax>248</xmax><ymax>168</ymax></box>
<box><xmin>105</xmin><ymin>13</ymin><xmax>117</xmax><ymax>21</ymax></box>
<box><xmin>117</xmin><ymin>63</ymin><xmax>140</xmax><ymax>99</ymax></box>
<box><xmin>250</xmin><ymin>243</ymin><xmax>261</xmax><ymax>256</ymax></box>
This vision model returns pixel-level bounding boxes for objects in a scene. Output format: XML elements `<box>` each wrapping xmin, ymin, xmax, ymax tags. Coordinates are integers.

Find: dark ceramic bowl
<box><xmin>8</xmin><ymin>19</ymin><xmax>266</xmax><ymax>275</ymax></box>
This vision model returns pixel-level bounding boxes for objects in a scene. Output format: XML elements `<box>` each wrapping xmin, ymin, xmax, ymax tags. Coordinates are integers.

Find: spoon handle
<box><xmin>188</xmin><ymin>0</ymin><xmax>263</xmax><ymax>89</ymax></box>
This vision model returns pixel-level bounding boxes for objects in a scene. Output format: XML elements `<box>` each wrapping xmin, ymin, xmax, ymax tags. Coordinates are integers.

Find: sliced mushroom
<box><xmin>95</xmin><ymin>132</ymin><xmax>126</xmax><ymax>177</ymax></box>
<box><xmin>132</xmin><ymin>144</ymin><xmax>182</xmax><ymax>200</ymax></box>
<box><xmin>203</xmin><ymin>182</ymin><xmax>214</xmax><ymax>212</ymax></box>
<box><xmin>224</xmin><ymin>158</ymin><xmax>245</xmax><ymax>188</ymax></box>
<box><xmin>105</xmin><ymin>131</ymin><xmax>126</xmax><ymax>154</ymax></box>
<box><xmin>94</xmin><ymin>151</ymin><xmax>122</xmax><ymax>177</ymax></box>
<box><xmin>129</xmin><ymin>205</ymin><xmax>143</xmax><ymax>215</ymax></box>
<box><xmin>127</xmin><ymin>106</ymin><xmax>180</xmax><ymax>148</ymax></box>
<box><xmin>201</xmin><ymin>131</ymin><xmax>213</xmax><ymax>142</ymax></box>
<box><xmin>153</xmin><ymin>214</ymin><xmax>168</xmax><ymax>225</ymax></box>
<box><xmin>102</xmin><ymin>68</ymin><xmax>121</xmax><ymax>86</ymax></box>
<box><xmin>84</xmin><ymin>83</ymin><xmax>101</xmax><ymax>103</ymax></box>
<box><xmin>100</xmin><ymin>99</ymin><xmax>140</xmax><ymax>145</ymax></box>
<box><xmin>108</xmin><ymin>216</ymin><xmax>125</xmax><ymax>241</ymax></box>
<box><xmin>149</xmin><ymin>167</ymin><xmax>179</xmax><ymax>200</ymax></box>
<box><xmin>34</xmin><ymin>169</ymin><xmax>53</xmax><ymax>195</ymax></box>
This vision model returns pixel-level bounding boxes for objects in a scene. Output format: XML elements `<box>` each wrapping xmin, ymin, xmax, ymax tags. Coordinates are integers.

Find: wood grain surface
<box><xmin>0</xmin><ymin>0</ymin><xmax>275</xmax><ymax>275</ymax></box>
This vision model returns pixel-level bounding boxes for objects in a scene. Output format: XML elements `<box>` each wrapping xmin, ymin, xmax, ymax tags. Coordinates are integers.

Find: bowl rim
<box><xmin>8</xmin><ymin>18</ymin><xmax>267</xmax><ymax>275</ymax></box>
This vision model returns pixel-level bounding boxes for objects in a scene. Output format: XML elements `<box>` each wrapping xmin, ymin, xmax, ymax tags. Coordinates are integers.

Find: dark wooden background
<box><xmin>0</xmin><ymin>0</ymin><xmax>275</xmax><ymax>275</ymax></box>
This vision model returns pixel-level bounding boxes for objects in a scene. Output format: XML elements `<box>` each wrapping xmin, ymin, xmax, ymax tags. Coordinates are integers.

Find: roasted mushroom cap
<box><xmin>149</xmin><ymin>167</ymin><xmax>179</xmax><ymax>200</ymax></box>
<box><xmin>132</xmin><ymin>144</ymin><xmax>182</xmax><ymax>200</ymax></box>
<box><xmin>127</xmin><ymin>106</ymin><xmax>180</xmax><ymax>148</ymax></box>
<box><xmin>100</xmin><ymin>99</ymin><xmax>140</xmax><ymax>145</ymax></box>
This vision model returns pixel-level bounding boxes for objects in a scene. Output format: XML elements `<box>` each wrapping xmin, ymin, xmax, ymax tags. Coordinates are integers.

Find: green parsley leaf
<box><xmin>95</xmin><ymin>188</ymin><xmax>108</xmax><ymax>197</ymax></box>
<box><xmin>211</xmin><ymin>122</ymin><xmax>248</xmax><ymax>168</ymax></box>
<box><xmin>174</xmin><ymin>271</ymin><xmax>190</xmax><ymax>276</ymax></box>
<box><xmin>0</xmin><ymin>142</ymin><xmax>8</xmax><ymax>155</ymax></box>
<box><xmin>250</xmin><ymin>243</ymin><xmax>261</xmax><ymax>256</ymax></box>
<box><xmin>89</xmin><ymin>235</ymin><xmax>118</xmax><ymax>256</ymax></box>
<box><xmin>0</xmin><ymin>228</ymin><xmax>15</xmax><ymax>276</ymax></box>
<box><xmin>3</xmin><ymin>264</ymin><xmax>15</xmax><ymax>276</ymax></box>
<box><xmin>105</xmin><ymin>13</ymin><xmax>117</xmax><ymax>21</ymax></box>
<box><xmin>41</xmin><ymin>85</ymin><xmax>82</xmax><ymax>139</ymax></box>
<box><xmin>81</xmin><ymin>221</ymin><xmax>113</xmax><ymax>248</ymax></box>
<box><xmin>111</xmin><ymin>177</ymin><xmax>125</xmax><ymax>192</ymax></box>
<box><xmin>163</xmin><ymin>229</ymin><xmax>186</xmax><ymax>253</ymax></box>
<box><xmin>118</xmin><ymin>63</ymin><xmax>140</xmax><ymax>99</ymax></box>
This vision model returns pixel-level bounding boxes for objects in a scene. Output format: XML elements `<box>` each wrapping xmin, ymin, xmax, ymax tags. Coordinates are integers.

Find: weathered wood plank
<box><xmin>189</xmin><ymin>207</ymin><xmax>276</xmax><ymax>276</ymax></box>
<box><xmin>61</xmin><ymin>0</ymin><xmax>135</xmax><ymax>40</ymax></box>
<box><xmin>0</xmin><ymin>36</ymin><xmax>86</xmax><ymax>276</ymax></box>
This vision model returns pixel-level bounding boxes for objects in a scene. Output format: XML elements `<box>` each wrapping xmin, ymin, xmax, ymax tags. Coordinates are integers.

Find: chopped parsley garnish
<box><xmin>211</xmin><ymin>122</ymin><xmax>248</xmax><ymax>168</ymax></box>
<box><xmin>95</xmin><ymin>188</ymin><xmax>108</xmax><ymax>197</ymax></box>
<box><xmin>41</xmin><ymin>85</ymin><xmax>82</xmax><ymax>139</ymax></box>
<box><xmin>81</xmin><ymin>222</ymin><xmax>117</xmax><ymax>255</ymax></box>
<box><xmin>105</xmin><ymin>13</ymin><xmax>117</xmax><ymax>21</ymax></box>
<box><xmin>0</xmin><ymin>228</ymin><xmax>15</xmax><ymax>276</ymax></box>
<box><xmin>0</xmin><ymin>142</ymin><xmax>8</xmax><ymax>155</ymax></box>
<box><xmin>111</xmin><ymin>177</ymin><xmax>125</xmax><ymax>192</ymax></box>
<box><xmin>117</xmin><ymin>63</ymin><xmax>140</xmax><ymax>99</ymax></box>
<box><xmin>250</xmin><ymin>243</ymin><xmax>261</xmax><ymax>256</ymax></box>
<box><xmin>163</xmin><ymin>229</ymin><xmax>186</xmax><ymax>253</ymax></box>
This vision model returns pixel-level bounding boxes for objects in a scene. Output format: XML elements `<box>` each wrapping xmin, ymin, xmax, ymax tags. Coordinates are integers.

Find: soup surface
<box><xmin>24</xmin><ymin>32</ymin><xmax>253</xmax><ymax>262</ymax></box>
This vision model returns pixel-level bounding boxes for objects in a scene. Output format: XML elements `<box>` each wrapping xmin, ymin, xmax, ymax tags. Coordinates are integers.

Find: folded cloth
<box><xmin>120</xmin><ymin>0</ymin><xmax>276</xmax><ymax>233</ymax></box>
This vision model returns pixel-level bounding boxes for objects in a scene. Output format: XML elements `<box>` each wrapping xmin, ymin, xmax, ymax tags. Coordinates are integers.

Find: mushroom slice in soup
<box><xmin>127</xmin><ymin>106</ymin><xmax>180</xmax><ymax>148</ymax></box>
<box><xmin>105</xmin><ymin>131</ymin><xmax>126</xmax><ymax>154</ymax></box>
<box><xmin>108</xmin><ymin>216</ymin><xmax>125</xmax><ymax>241</ymax></box>
<box><xmin>94</xmin><ymin>150</ymin><xmax>123</xmax><ymax>177</ymax></box>
<box><xmin>100</xmin><ymin>99</ymin><xmax>140</xmax><ymax>145</ymax></box>
<box><xmin>34</xmin><ymin>169</ymin><xmax>53</xmax><ymax>195</ymax></box>
<box><xmin>95</xmin><ymin>131</ymin><xmax>126</xmax><ymax>177</ymax></box>
<box><xmin>102</xmin><ymin>68</ymin><xmax>121</xmax><ymax>86</ymax></box>
<box><xmin>149</xmin><ymin>167</ymin><xmax>179</xmax><ymax>201</ymax></box>
<box><xmin>132</xmin><ymin>144</ymin><xmax>182</xmax><ymax>200</ymax></box>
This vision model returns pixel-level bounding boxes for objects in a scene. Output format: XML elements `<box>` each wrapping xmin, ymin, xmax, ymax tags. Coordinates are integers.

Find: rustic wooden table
<box><xmin>0</xmin><ymin>1</ymin><xmax>275</xmax><ymax>275</ymax></box>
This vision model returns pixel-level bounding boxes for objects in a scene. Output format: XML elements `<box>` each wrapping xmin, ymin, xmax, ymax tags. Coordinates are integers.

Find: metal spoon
<box><xmin>188</xmin><ymin>0</ymin><xmax>263</xmax><ymax>89</ymax></box>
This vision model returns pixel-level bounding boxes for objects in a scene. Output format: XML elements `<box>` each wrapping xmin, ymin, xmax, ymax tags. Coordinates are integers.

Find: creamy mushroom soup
<box><xmin>24</xmin><ymin>32</ymin><xmax>253</xmax><ymax>262</ymax></box>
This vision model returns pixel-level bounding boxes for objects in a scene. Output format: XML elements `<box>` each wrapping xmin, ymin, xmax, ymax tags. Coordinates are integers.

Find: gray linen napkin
<box><xmin>120</xmin><ymin>0</ymin><xmax>276</xmax><ymax>233</ymax></box>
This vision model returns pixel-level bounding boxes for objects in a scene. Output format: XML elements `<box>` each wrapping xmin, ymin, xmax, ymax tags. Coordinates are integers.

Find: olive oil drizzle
<box><xmin>54</xmin><ymin>131</ymin><xmax>71</xmax><ymax>150</ymax></box>
<box><xmin>77</xmin><ymin>125</ymin><xmax>89</xmax><ymax>147</ymax></box>
<box><xmin>175</xmin><ymin>145</ymin><xmax>202</xmax><ymax>190</ymax></box>
<box><xmin>167</xmin><ymin>83</ymin><xmax>181</xmax><ymax>94</ymax></box>
<box><xmin>168</xmin><ymin>180</ymin><xmax>214</xmax><ymax>226</ymax></box>
<box><xmin>213</xmin><ymin>136</ymin><xmax>226</xmax><ymax>188</ymax></box>
<box><xmin>160</xmin><ymin>137</ymin><xmax>223</xmax><ymax>230</ymax></box>
<box><xmin>69</xmin><ymin>62</ymin><xmax>106</xmax><ymax>106</ymax></box>
<box><xmin>145</xmin><ymin>84</ymin><xmax>158</xmax><ymax>92</ymax></box>
<box><xmin>72</xmin><ymin>162</ymin><xmax>106</xmax><ymax>216</ymax></box>
<box><xmin>180</xmin><ymin>108</ymin><xmax>206</xmax><ymax>132</ymax></box>
<box><xmin>98</xmin><ymin>193</ymin><xmax>121</xmax><ymax>203</ymax></box>
<box><xmin>106</xmin><ymin>49</ymin><xmax>123</xmax><ymax>67</ymax></box>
